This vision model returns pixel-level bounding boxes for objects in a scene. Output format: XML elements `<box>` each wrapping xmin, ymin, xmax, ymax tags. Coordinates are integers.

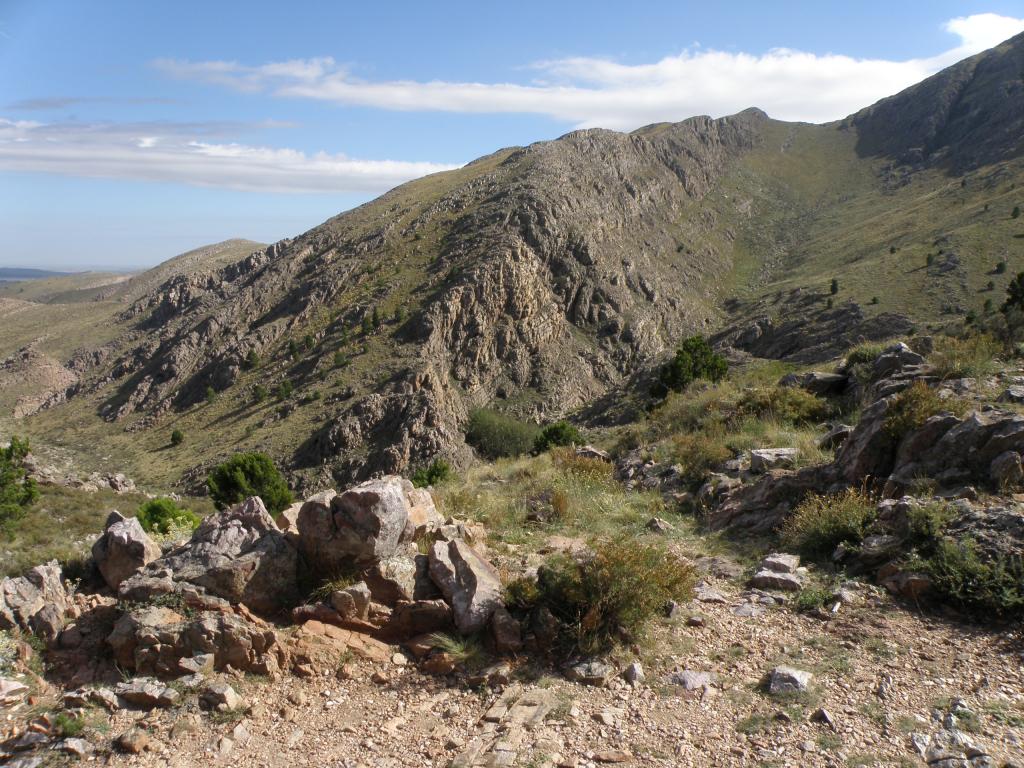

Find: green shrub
<box><xmin>303</xmin><ymin>333</ymin><xmax>315</xmax><ymax>351</ymax></box>
<box><xmin>276</xmin><ymin>380</ymin><xmax>294</xmax><ymax>400</ymax></box>
<box><xmin>830</xmin><ymin>278</ymin><xmax>839</xmax><ymax>295</ymax></box>
<box><xmin>904</xmin><ymin>502</ymin><xmax>954</xmax><ymax>553</ymax></box>
<box><xmin>1003</xmin><ymin>272</ymin><xmax>1024</xmax><ymax>315</ymax></box>
<box><xmin>136</xmin><ymin>497</ymin><xmax>199</xmax><ymax>535</ymax></box>
<box><xmin>287</xmin><ymin>339</ymin><xmax>299</xmax><ymax>358</ymax></box>
<box><xmin>923</xmin><ymin>538</ymin><xmax>1024</xmax><ymax>618</ymax></box>
<box><xmin>465</xmin><ymin>409</ymin><xmax>540</xmax><ymax>459</ymax></box>
<box><xmin>206</xmin><ymin>452</ymin><xmax>293</xmax><ymax>514</ymax></box>
<box><xmin>780</xmin><ymin>489</ymin><xmax>876</xmax><ymax>560</ymax></box>
<box><xmin>504</xmin><ymin>576</ymin><xmax>541</xmax><ymax>611</ymax></box>
<box><xmin>738</xmin><ymin>386</ymin><xmax>832</xmax><ymax>425</ymax></box>
<box><xmin>533</xmin><ymin>540</ymin><xmax>696</xmax><ymax>653</ymax></box>
<box><xmin>794</xmin><ymin>586</ymin><xmax>834</xmax><ymax>613</ymax></box>
<box><xmin>245</xmin><ymin>350</ymin><xmax>260</xmax><ymax>370</ymax></box>
<box><xmin>655</xmin><ymin>336</ymin><xmax>728</xmax><ymax>396</ymax></box>
<box><xmin>1013</xmin><ymin>205</ymin><xmax>1021</xmax><ymax>219</ymax></box>
<box><xmin>411</xmin><ymin>458</ymin><xmax>453</xmax><ymax>488</ymax></box>
<box><xmin>253</xmin><ymin>384</ymin><xmax>268</xmax><ymax>403</ymax></box>
<box><xmin>0</xmin><ymin>436</ymin><xmax>38</xmax><ymax>528</ymax></box>
<box><xmin>333</xmin><ymin>350</ymin><xmax>349</xmax><ymax>368</ymax></box>
<box><xmin>884</xmin><ymin>381</ymin><xmax>966</xmax><ymax>440</ymax></box>
<box><xmin>170</xmin><ymin>429</ymin><xmax>184</xmax><ymax>446</ymax></box>
<box><xmin>532</xmin><ymin>421</ymin><xmax>584</xmax><ymax>455</ymax></box>
<box><xmin>205</xmin><ymin>385</ymin><xmax>217</xmax><ymax>404</ymax></box>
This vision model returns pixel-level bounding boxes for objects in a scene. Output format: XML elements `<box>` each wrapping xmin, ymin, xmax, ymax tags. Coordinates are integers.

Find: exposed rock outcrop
<box><xmin>92</xmin><ymin>512</ymin><xmax>161</xmax><ymax>590</ymax></box>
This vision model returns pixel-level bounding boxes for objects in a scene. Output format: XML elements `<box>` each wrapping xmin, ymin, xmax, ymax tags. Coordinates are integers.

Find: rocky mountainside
<box><xmin>9</xmin><ymin>34</ymin><xmax>1024</xmax><ymax>490</ymax></box>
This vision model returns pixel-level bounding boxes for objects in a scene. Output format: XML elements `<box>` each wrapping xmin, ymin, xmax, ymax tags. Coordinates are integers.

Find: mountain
<box><xmin>0</xmin><ymin>268</ymin><xmax>72</xmax><ymax>281</ymax></box>
<box><xmin>8</xmin><ymin>33</ymin><xmax>1024</xmax><ymax>491</ymax></box>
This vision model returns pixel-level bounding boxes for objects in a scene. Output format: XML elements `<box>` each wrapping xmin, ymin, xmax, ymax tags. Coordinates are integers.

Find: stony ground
<box><xmin>62</xmin><ymin>572</ymin><xmax>1020</xmax><ymax>768</ymax></box>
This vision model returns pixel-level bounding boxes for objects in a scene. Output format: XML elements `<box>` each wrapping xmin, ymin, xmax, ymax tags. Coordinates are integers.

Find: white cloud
<box><xmin>155</xmin><ymin>13</ymin><xmax>1024</xmax><ymax>130</ymax></box>
<box><xmin>0</xmin><ymin>118</ymin><xmax>458</xmax><ymax>193</ymax></box>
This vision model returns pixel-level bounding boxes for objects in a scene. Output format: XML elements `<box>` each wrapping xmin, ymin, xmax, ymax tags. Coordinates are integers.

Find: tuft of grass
<box><xmin>427</xmin><ymin>632</ymin><xmax>486</xmax><ymax>670</ymax></box>
<box><xmin>549</xmin><ymin>447</ymin><xmax>614</xmax><ymax>484</ymax></box>
<box><xmin>53</xmin><ymin>712</ymin><xmax>85</xmax><ymax>738</ymax></box>
<box><xmin>779</xmin><ymin>488</ymin><xmax>876</xmax><ymax>560</ymax></box>
<box><xmin>928</xmin><ymin>334</ymin><xmax>1000</xmax><ymax>380</ymax></box>
<box><xmin>794</xmin><ymin>586</ymin><xmax>834</xmax><ymax>613</ymax></box>
<box><xmin>883</xmin><ymin>381</ymin><xmax>967</xmax><ymax>440</ymax></box>
<box><xmin>309</xmin><ymin>572</ymin><xmax>360</xmax><ymax>604</ymax></box>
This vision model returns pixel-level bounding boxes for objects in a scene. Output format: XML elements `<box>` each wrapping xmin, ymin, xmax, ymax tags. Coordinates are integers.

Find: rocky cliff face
<box><xmin>91</xmin><ymin>110</ymin><xmax>769</xmax><ymax>482</ymax></box>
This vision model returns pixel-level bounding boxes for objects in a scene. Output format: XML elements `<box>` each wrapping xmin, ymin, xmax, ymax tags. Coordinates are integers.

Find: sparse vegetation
<box><xmin>206</xmin><ymin>452</ymin><xmax>293</xmax><ymax>514</ymax></box>
<box><xmin>170</xmin><ymin>428</ymin><xmax>184</xmax><ymax>446</ymax></box>
<box><xmin>928</xmin><ymin>334</ymin><xmax>999</xmax><ymax>379</ymax></box>
<box><xmin>919</xmin><ymin>538</ymin><xmax>1024</xmax><ymax>618</ymax></box>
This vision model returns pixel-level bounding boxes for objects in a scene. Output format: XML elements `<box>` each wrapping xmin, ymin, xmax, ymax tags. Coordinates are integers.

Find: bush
<box><xmin>411</xmin><ymin>458</ymin><xmax>453</xmax><ymax>488</ymax></box>
<box><xmin>244</xmin><ymin>350</ymin><xmax>260</xmax><ymax>370</ymax></box>
<box><xmin>737</xmin><ymin>386</ymin><xmax>832</xmax><ymax>425</ymax></box>
<box><xmin>170</xmin><ymin>429</ymin><xmax>184</xmax><ymax>446</ymax></box>
<box><xmin>830</xmin><ymin>278</ymin><xmax>839</xmax><ymax>295</ymax></box>
<box><xmin>303</xmin><ymin>333</ymin><xmax>315</xmax><ymax>351</ymax></box>
<box><xmin>532</xmin><ymin>421</ymin><xmax>584</xmax><ymax>455</ymax></box>
<box><xmin>923</xmin><ymin>538</ymin><xmax>1024</xmax><ymax>618</ymax></box>
<box><xmin>780</xmin><ymin>488</ymin><xmax>876</xmax><ymax>560</ymax></box>
<box><xmin>136</xmin><ymin>497</ymin><xmax>199</xmax><ymax>535</ymax></box>
<box><xmin>205</xmin><ymin>385</ymin><xmax>217</xmax><ymax>404</ymax></box>
<box><xmin>884</xmin><ymin>381</ymin><xmax>966</xmax><ymax>440</ymax></box>
<box><xmin>1013</xmin><ymin>205</ymin><xmax>1021</xmax><ymax>219</ymax></box>
<box><xmin>655</xmin><ymin>336</ymin><xmax>728</xmax><ymax>396</ymax></box>
<box><xmin>0</xmin><ymin>436</ymin><xmax>39</xmax><ymax>528</ymax></box>
<box><xmin>276</xmin><ymin>380</ymin><xmax>294</xmax><ymax>401</ymax></box>
<box><xmin>668</xmin><ymin>431</ymin><xmax>732</xmax><ymax>489</ymax></box>
<box><xmin>333</xmin><ymin>351</ymin><xmax>349</xmax><ymax>368</ymax></box>
<box><xmin>253</xmin><ymin>384</ymin><xmax>268</xmax><ymax>403</ymax></box>
<box><xmin>1003</xmin><ymin>272</ymin><xmax>1024</xmax><ymax>315</ymax></box>
<box><xmin>794</xmin><ymin>586</ymin><xmax>834</xmax><ymax>613</ymax></box>
<box><xmin>904</xmin><ymin>502</ymin><xmax>954</xmax><ymax>554</ymax></box>
<box><xmin>533</xmin><ymin>540</ymin><xmax>696</xmax><ymax>653</ymax></box>
<box><xmin>465</xmin><ymin>409</ymin><xmax>540</xmax><ymax>459</ymax></box>
<box><xmin>996</xmin><ymin>261</ymin><xmax>1008</xmax><ymax>274</ymax></box>
<box><xmin>206</xmin><ymin>452</ymin><xmax>293</xmax><ymax>514</ymax></box>
<box><xmin>550</xmin><ymin>446</ymin><xmax>614</xmax><ymax>483</ymax></box>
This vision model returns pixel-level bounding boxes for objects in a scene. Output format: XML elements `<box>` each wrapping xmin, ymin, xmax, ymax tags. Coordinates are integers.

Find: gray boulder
<box><xmin>297</xmin><ymin>477</ymin><xmax>410</xmax><ymax>572</ymax></box>
<box><xmin>329</xmin><ymin>581</ymin><xmax>372</xmax><ymax>620</ymax></box>
<box><xmin>0</xmin><ymin>560</ymin><xmax>70</xmax><ymax>641</ymax></box>
<box><xmin>428</xmin><ymin>539</ymin><xmax>503</xmax><ymax>635</ymax></box>
<box><xmin>767</xmin><ymin>665</ymin><xmax>812</xmax><ymax>694</ymax></box>
<box><xmin>92</xmin><ymin>512</ymin><xmax>161</xmax><ymax>590</ymax></box>
<box><xmin>119</xmin><ymin>497</ymin><xmax>299</xmax><ymax>615</ymax></box>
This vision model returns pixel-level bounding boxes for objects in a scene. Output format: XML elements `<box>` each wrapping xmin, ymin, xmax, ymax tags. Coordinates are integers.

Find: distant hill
<box><xmin>0</xmin><ymin>268</ymin><xmax>72</xmax><ymax>281</ymax></box>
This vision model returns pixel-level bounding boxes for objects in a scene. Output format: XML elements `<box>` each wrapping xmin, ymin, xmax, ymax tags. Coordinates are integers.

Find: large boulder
<box><xmin>297</xmin><ymin>477</ymin><xmax>410</xmax><ymax>572</ymax></box>
<box><xmin>107</xmin><ymin>604</ymin><xmax>287</xmax><ymax>677</ymax></box>
<box><xmin>428</xmin><ymin>539</ymin><xmax>503</xmax><ymax>635</ymax></box>
<box><xmin>0</xmin><ymin>560</ymin><xmax>70</xmax><ymax>641</ymax></box>
<box><xmin>92</xmin><ymin>512</ymin><xmax>161</xmax><ymax>590</ymax></box>
<box><xmin>119</xmin><ymin>497</ymin><xmax>299</xmax><ymax>615</ymax></box>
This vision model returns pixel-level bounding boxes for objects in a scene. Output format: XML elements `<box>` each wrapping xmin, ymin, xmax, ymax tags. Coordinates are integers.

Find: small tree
<box><xmin>206</xmin><ymin>451</ymin><xmax>292</xmax><ymax>514</ymax></box>
<box><xmin>170</xmin><ymin>429</ymin><xmax>184</xmax><ymax>446</ymax></box>
<box><xmin>205</xmin><ymin>385</ymin><xmax>217</xmax><ymax>405</ymax></box>
<box><xmin>245</xmin><ymin>350</ymin><xmax>260</xmax><ymax>370</ymax></box>
<box><xmin>276</xmin><ymin>380</ymin><xmax>294</xmax><ymax>400</ymax></box>
<box><xmin>303</xmin><ymin>333</ymin><xmax>315</xmax><ymax>351</ymax></box>
<box><xmin>1002</xmin><ymin>272</ymin><xmax>1024</xmax><ymax>315</ymax></box>
<box><xmin>371</xmin><ymin>306</ymin><xmax>382</xmax><ymax>329</ymax></box>
<box><xmin>393</xmin><ymin>307</ymin><xmax>406</xmax><ymax>324</ymax></box>
<box><xmin>926</xmin><ymin>254</ymin><xmax>935</xmax><ymax>267</ymax></box>
<box><xmin>1013</xmin><ymin>205</ymin><xmax>1020</xmax><ymax>219</ymax></box>
<box><xmin>826</xmin><ymin>297</ymin><xmax>834</xmax><ymax>309</ymax></box>
<box><xmin>253</xmin><ymin>384</ymin><xmax>268</xmax><ymax>404</ymax></box>
<box><xmin>996</xmin><ymin>261</ymin><xmax>1008</xmax><ymax>274</ymax></box>
<box><xmin>288</xmin><ymin>339</ymin><xmax>300</xmax><ymax>359</ymax></box>
<box><xmin>532</xmin><ymin>421</ymin><xmax>584</xmax><ymax>455</ymax></box>
<box><xmin>411</xmin><ymin>458</ymin><xmax>453</xmax><ymax>488</ymax></box>
<box><xmin>656</xmin><ymin>336</ymin><xmax>728</xmax><ymax>395</ymax></box>
<box><xmin>333</xmin><ymin>351</ymin><xmax>349</xmax><ymax>368</ymax></box>
<box><xmin>870</xmin><ymin>296</ymin><xmax>879</xmax><ymax>305</ymax></box>
<box><xmin>0</xmin><ymin>436</ymin><xmax>39</xmax><ymax>527</ymax></box>
<box><xmin>361</xmin><ymin>314</ymin><xmax>373</xmax><ymax>335</ymax></box>
<box><xmin>889</xmin><ymin>246</ymin><xmax>896</xmax><ymax>255</ymax></box>
<box><xmin>830</xmin><ymin>278</ymin><xmax>839</xmax><ymax>295</ymax></box>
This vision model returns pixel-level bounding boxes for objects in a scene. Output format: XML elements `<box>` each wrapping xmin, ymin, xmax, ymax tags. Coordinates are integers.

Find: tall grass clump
<box><xmin>928</xmin><ymin>334</ymin><xmax>1000</xmax><ymax>380</ymax></box>
<box><xmin>780</xmin><ymin>489</ymin><xmax>877</xmax><ymax>560</ymax></box>
<box><xmin>883</xmin><ymin>381</ymin><xmax>967</xmax><ymax>440</ymax></box>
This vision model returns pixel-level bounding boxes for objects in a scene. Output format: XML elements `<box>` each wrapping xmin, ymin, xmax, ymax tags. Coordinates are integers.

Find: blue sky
<box><xmin>2</xmin><ymin>1</ymin><xmax>1023</xmax><ymax>271</ymax></box>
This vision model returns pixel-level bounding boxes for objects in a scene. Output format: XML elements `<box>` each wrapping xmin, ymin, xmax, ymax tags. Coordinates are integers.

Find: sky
<box><xmin>1</xmin><ymin>1</ymin><xmax>1023</xmax><ymax>271</ymax></box>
